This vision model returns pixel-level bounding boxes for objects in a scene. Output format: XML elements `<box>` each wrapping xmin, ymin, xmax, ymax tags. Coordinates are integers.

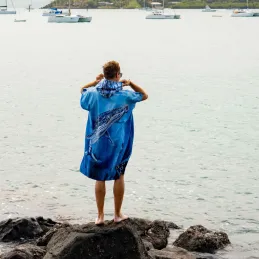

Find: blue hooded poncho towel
<box><xmin>80</xmin><ymin>79</ymin><xmax>143</xmax><ymax>181</ymax></box>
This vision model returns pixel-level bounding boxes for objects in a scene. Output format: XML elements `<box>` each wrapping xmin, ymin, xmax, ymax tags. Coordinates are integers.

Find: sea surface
<box><xmin>0</xmin><ymin>9</ymin><xmax>259</xmax><ymax>258</ymax></box>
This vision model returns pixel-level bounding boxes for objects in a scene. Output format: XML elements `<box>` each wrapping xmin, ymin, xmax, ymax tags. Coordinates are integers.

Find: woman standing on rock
<box><xmin>80</xmin><ymin>61</ymin><xmax>148</xmax><ymax>225</ymax></box>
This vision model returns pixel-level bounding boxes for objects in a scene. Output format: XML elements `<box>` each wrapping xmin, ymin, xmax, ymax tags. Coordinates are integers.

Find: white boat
<box><xmin>146</xmin><ymin>10</ymin><xmax>180</xmax><ymax>19</ymax></box>
<box><xmin>0</xmin><ymin>9</ymin><xmax>15</xmax><ymax>14</ymax></box>
<box><xmin>231</xmin><ymin>0</ymin><xmax>254</xmax><ymax>17</ymax></box>
<box><xmin>77</xmin><ymin>15</ymin><xmax>92</xmax><ymax>22</ymax></box>
<box><xmin>146</xmin><ymin>1</ymin><xmax>180</xmax><ymax>19</ymax></box>
<box><xmin>231</xmin><ymin>9</ymin><xmax>254</xmax><ymax>17</ymax></box>
<box><xmin>202</xmin><ymin>5</ymin><xmax>216</xmax><ymax>12</ymax></box>
<box><xmin>48</xmin><ymin>14</ymin><xmax>79</xmax><ymax>23</ymax></box>
<box><xmin>0</xmin><ymin>0</ymin><xmax>16</xmax><ymax>14</ymax></box>
<box><xmin>48</xmin><ymin>0</ymin><xmax>80</xmax><ymax>23</ymax></box>
<box><xmin>14</xmin><ymin>19</ymin><xmax>26</xmax><ymax>22</ymax></box>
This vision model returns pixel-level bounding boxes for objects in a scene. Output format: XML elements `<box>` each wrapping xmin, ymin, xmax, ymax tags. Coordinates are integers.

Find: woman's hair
<box><xmin>103</xmin><ymin>61</ymin><xmax>120</xmax><ymax>79</ymax></box>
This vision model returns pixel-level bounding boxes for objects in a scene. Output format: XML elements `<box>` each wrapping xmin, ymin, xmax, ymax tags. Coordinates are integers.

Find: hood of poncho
<box><xmin>96</xmin><ymin>79</ymin><xmax>123</xmax><ymax>98</ymax></box>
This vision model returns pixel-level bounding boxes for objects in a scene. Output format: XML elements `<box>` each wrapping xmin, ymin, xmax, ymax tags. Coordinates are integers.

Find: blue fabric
<box><xmin>80</xmin><ymin>80</ymin><xmax>143</xmax><ymax>181</ymax></box>
<box><xmin>96</xmin><ymin>79</ymin><xmax>122</xmax><ymax>98</ymax></box>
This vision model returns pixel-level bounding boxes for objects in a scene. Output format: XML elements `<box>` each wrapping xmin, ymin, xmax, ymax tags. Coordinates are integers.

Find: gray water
<box><xmin>0</xmin><ymin>9</ymin><xmax>259</xmax><ymax>258</ymax></box>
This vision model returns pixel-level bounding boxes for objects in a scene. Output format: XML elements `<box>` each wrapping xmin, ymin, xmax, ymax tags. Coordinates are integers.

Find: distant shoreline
<box><xmin>41</xmin><ymin>2</ymin><xmax>259</xmax><ymax>10</ymax></box>
<box><xmin>41</xmin><ymin>6</ymin><xmax>259</xmax><ymax>9</ymax></box>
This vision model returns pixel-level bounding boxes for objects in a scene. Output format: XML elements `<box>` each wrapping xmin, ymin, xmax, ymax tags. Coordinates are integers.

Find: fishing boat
<box><xmin>48</xmin><ymin>14</ymin><xmax>80</xmax><ymax>23</ymax></box>
<box><xmin>48</xmin><ymin>0</ymin><xmax>80</xmax><ymax>23</ymax></box>
<box><xmin>146</xmin><ymin>1</ymin><xmax>180</xmax><ymax>19</ymax></box>
<box><xmin>146</xmin><ymin>9</ymin><xmax>180</xmax><ymax>19</ymax></box>
<box><xmin>231</xmin><ymin>9</ymin><xmax>254</xmax><ymax>17</ymax></box>
<box><xmin>14</xmin><ymin>19</ymin><xmax>26</xmax><ymax>22</ymax></box>
<box><xmin>48</xmin><ymin>0</ymin><xmax>92</xmax><ymax>23</ymax></box>
<box><xmin>202</xmin><ymin>5</ymin><xmax>216</xmax><ymax>12</ymax></box>
<box><xmin>231</xmin><ymin>0</ymin><xmax>254</xmax><ymax>17</ymax></box>
<box><xmin>0</xmin><ymin>0</ymin><xmax>16</xmax><ymax>14</ymax></box>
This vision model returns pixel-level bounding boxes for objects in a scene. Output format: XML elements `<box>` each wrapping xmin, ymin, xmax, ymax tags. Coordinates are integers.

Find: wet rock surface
<box><xmin>173</xmin><ymin>225</ymin><xmax>231</xmax><ymax>253</ymax></box>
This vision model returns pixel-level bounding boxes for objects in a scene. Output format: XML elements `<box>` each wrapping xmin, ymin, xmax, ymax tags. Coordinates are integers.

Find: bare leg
<box><xmin>95</xmin><ymin>180</ymin><xmax>106</xmax><ymax>225</ymax></box>
<box><xmin>113</xmin><ymin>174</ymin><xmax>128</xmax><ymax>222</ymax></box>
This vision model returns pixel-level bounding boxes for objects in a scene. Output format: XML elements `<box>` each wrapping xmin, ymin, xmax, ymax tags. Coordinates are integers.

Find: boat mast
<box><xmin>68</xmin><ymin>0</ymin><xmax>71</xmax><ymax>15</ymax></box>
<box><xmin>247</xmin><ymin>0</ymin><xmax>249</xmax><ymax>9</ymax></box>
<box><xmin>10</xmin><ymin>0</ymin><xmax>16</xmax><ymax>10</ymax></box>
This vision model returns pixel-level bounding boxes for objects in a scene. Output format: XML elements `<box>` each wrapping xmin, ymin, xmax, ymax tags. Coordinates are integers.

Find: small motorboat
<box><xmin>14</xmin><ymin>19</ymin><xmax>27</xmax><ymax>22</ymax></box>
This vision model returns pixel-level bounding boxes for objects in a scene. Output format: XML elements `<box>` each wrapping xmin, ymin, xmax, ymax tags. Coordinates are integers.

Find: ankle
<box><xmin>114</xmin><ymin>212</ymin><xmax>121</xmax><ymax>218</ymax></box>
<box><xmin>98</xmin><ymin>213</ymin><xmax>104</xmax><ymax>218</ymax></box>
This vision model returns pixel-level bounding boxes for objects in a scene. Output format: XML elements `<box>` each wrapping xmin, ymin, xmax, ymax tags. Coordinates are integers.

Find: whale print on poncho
<box><xmin>86</xmin><ymin>105</ymin><xmax>129</xmax><ymax>145</ymax></box>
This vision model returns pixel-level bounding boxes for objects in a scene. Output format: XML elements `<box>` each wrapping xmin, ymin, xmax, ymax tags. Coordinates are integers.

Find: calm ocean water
<box><xmin>0</xmin><ymin>9</ymin><xmax>259</xmax><ymax>258</ymax></box>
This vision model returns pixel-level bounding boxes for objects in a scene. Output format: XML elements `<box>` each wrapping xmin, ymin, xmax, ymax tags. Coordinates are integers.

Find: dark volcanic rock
<box><xmin>37</xmin><ymin>223</ymin><xmax>64</xmax><ymax>247</ymax></box>
<box><xmin>60</xmin><ymin>218</ymin><xmax>171</xmax><ymax>250</ymax></box>
<box><xmin>45</xmin><ymin>225</ymin><xmax>73</xmax><ymax>251</ymax></box>
<box><xmin>143</xmin><ymin>240</ymin><xmax>154</xmax><ymax>251</ymax></box>
<box><xmin>165</xmin><ymin>221</ymin><xmax>181</xmax><ymax>230</ymax></box>
<box><xmin>122</xmin><ymin>219</ymin><xmax>170</xmax><ymax>249</ymax></box>
<box><xmin>144</xmin><ymin>220</ymin><xmax>170</xmax><ymax>250</ymax></box>
<box><xmin>43</xmin><ymin>223</ymin><xmax>150</xmax><ymax>259</ymax></box>
<box><xmin>35</xmin><ymin>217</ymin><xmax>57</xmax><ymax>234</ymax></box>
<box><xmin>173</xmin><ymin>225</ymin><xmax>230</xmax><ymax>253</ymax></box>
<box><xmin>149</xmin><ymin>247</ymin><xmax>196</xmax><ymax>259</ymax></box>
<box><xmin>0</xmin><ymin>217</ymin><xmax>57</xmax><ymax>242</ymax></box>
<box><xmin>128</xmin><ymin>218</ymin><xmax>153</xmax><ymax>236</ymax></box>
<box><xmin>0</xmin><ymin>217</ymin><xmax>230</xmax><ymax>259</ymax></box>
<box><xmin>1</xmin><ymin>244</ymin><xmax>45</xmax><ymax>259</ymax></box>
<box><xmin>0</xmin><ymin>218</ymin><xmax>42</xmax><ymax>242</ymax></box>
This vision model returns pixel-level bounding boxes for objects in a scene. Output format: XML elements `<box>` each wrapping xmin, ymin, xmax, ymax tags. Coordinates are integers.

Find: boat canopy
<box><xmin>151</xmin><ymin>2</ymin><xmax>162</xmax><ymax>5</ymax></box>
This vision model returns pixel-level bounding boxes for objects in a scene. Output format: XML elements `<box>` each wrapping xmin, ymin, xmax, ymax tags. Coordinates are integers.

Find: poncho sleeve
<box><xmin>125</xmin><ymin>90</ymin><xmax>143</xmax><ymax>104</ymax></box>
<box><xmin>80</xmin><ymin>89</ymin><xmax>95</xmax><ymax>111</ymax></box>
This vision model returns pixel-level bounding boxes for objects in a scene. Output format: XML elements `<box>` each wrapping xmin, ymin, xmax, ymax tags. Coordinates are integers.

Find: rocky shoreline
<box><xmin>0</xmin><ymin>217</ymin><xmax>230</xmax><ymax>259</ymax></box>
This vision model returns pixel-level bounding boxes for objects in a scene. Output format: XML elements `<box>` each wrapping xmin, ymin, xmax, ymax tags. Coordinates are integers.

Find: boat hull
<box><xmin>78</xmin><ymin>16</ymin><xmax>92</xmax><ymax>22</ymax></box>
<box><xmin>253</xmin><ymin>12</ymin><xmax>259</xmax><ymax>16</ymax></box>
<box><xmin>14</xmin><ymin>19</ymin><xmax>26</xmax><ymax>22</ymax></box>
<box><xmin>146</xmin><ymin>14</ymin><xmax>180</xmax><ymax>19</ymax></box>
<box><xmin>0</xmin><ymin>10</ymin><xmax>16</xmax><ymax>14</ymax></box>
<box><xmin>202</xmin><ymin>9</ymin><xmax>216</xmax><ymax>12</ymax></box>
<box><xmin>48</xmin><ymin>15</ymin><xmax>80</xmax><ymax>23</ymax></box>
<box><xmin>231</xmin><ymin>12</ymin><xmax>254</xmax><ymax>17</ymax></box>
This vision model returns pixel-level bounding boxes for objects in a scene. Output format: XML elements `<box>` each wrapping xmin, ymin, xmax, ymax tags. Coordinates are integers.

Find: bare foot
<box><xmin>95</xmin><ymin>214</ymin><xmax>104</xmax><ymax>225</ymax></box>
<box><xmin>114</xmin><ymin>214</ymin><xmax>129</xmax><ymax>223</ymax></box>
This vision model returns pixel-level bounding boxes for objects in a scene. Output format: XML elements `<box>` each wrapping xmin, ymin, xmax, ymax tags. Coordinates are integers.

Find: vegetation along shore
<box><xmin>43</xmin><ymin>0</ymin><xmax>259</xmax><ymax>10</ymax></box>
